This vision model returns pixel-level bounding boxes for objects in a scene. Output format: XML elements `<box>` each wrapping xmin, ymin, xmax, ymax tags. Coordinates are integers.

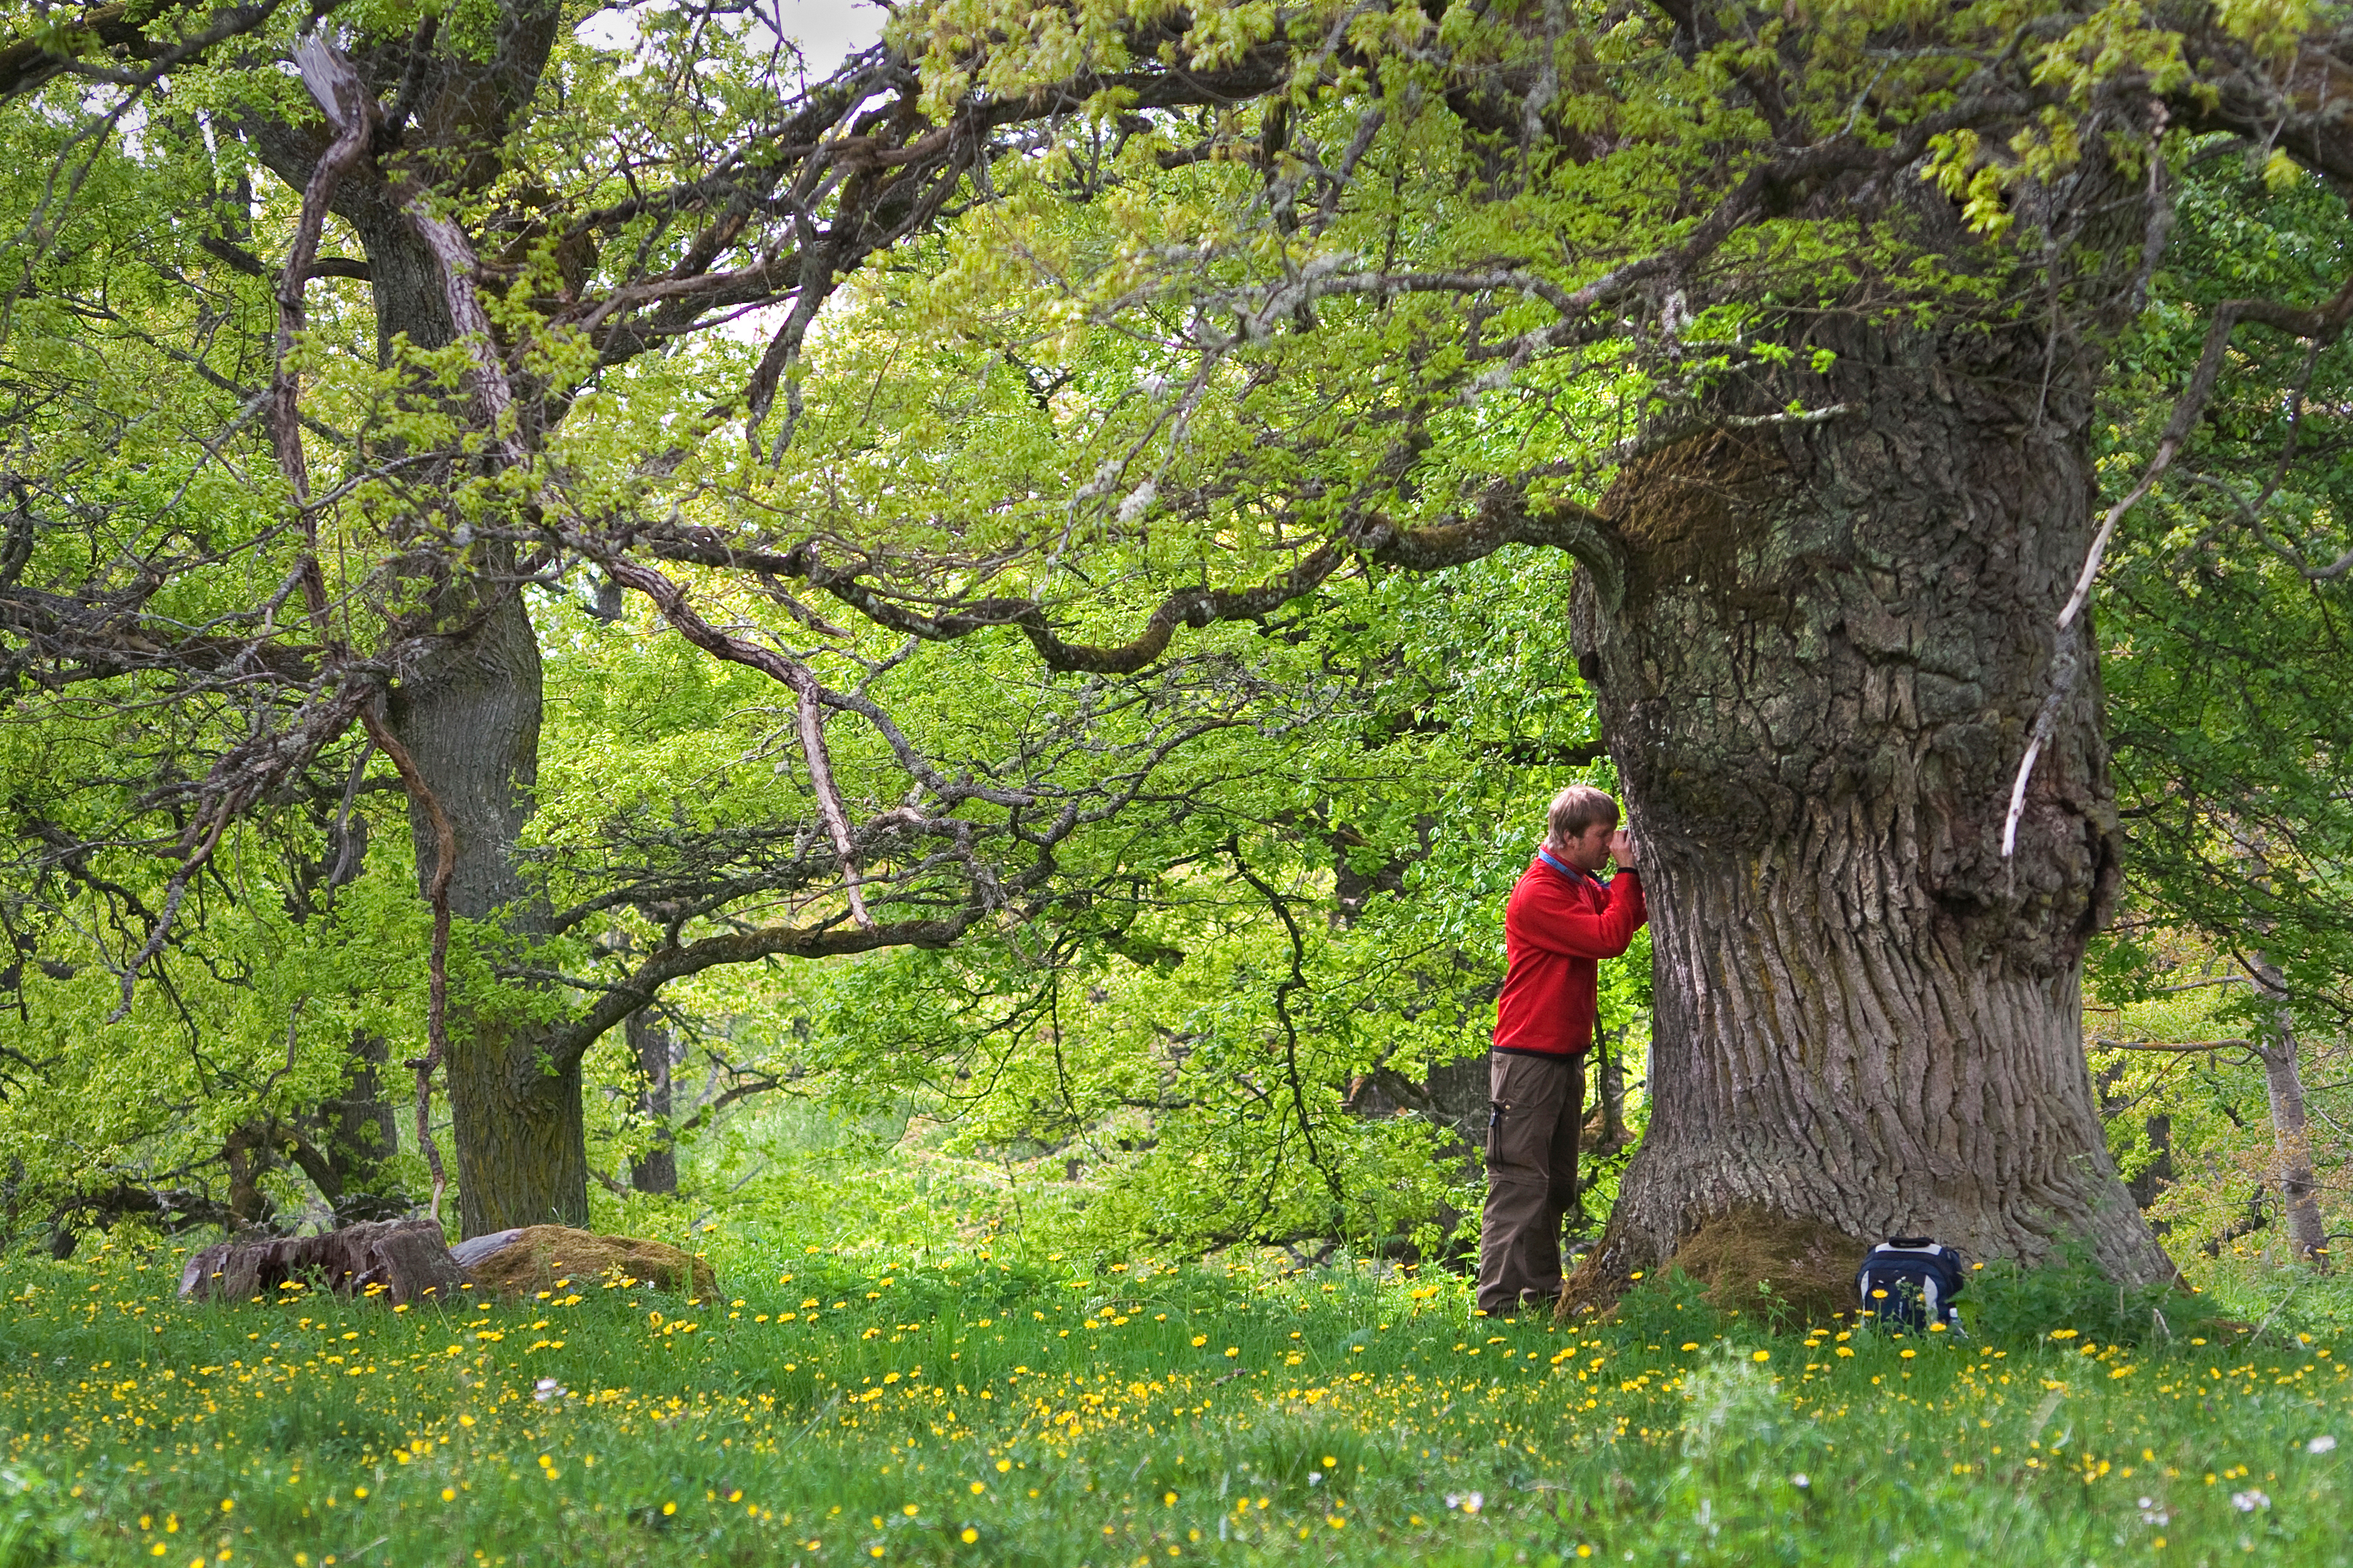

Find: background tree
<box><xmin>0</xmin><ymin>0</ymin><xmax>1336</xmax><ymax>1236</ymax></box>
<box><xmin>2088</xmin><ymin>150</ymin><xmax>2353</xmax><ymax>1264</ymax></box>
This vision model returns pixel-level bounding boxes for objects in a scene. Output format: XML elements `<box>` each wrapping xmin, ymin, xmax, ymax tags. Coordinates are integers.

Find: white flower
<box><xmin>1460</xmin><ymin>1491</ymin><xmax>1482</xmax><ymax>1515</ymax></box>
<box><xmin>533</xmin><ymin>1376</ymin><xmax>566</xmax><ymax>1403</ymax></box>
<box><xmin>1790</xmin><ymin>1474</ymin><xmax>1809</xmax><ymax>1489</ymax></box>
<box><xmin>2230</xmin><ymin>1490</ymin><xmax>2270</xmax><ymax>1513</ymax></box>
<box><xmin>1306</xmin><ymin>1472</ymin><xmax>1321</xmax><ymax>1486</ymax></box>
<box><xmin>2308</xmin><ymin>1434</ymin><xmax>2338</xmax><ymax>1454</ymax></box>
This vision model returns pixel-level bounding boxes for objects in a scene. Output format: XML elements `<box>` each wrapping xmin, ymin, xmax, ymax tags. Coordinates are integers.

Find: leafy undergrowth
<box><xmin>0</xmin><ymin>1240</ymin><xmax>2346</xmax><ymax>1567</ymax></box>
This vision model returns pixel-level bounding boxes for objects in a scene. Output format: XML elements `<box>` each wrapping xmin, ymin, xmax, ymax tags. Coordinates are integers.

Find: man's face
<box><xmin>1557</xmin><ymin>819</ymin><xmax>1614</xmax><ymax>873</ymax></box>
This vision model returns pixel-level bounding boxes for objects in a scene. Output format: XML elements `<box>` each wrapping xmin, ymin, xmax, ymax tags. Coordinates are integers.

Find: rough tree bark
<box><xmin>385</xmin><ymin>582</ymin><xmax>574</xmax><ymax>1237</ymax></box>
<box><xmin>1573</xmin><ymin>283</ymin><xmax>2176</xmax><ymax>1286</ymax></box>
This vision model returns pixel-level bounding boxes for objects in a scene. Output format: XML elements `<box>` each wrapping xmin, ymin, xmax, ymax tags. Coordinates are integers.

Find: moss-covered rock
<box><xmin>451</xmin><ymin>1226</ymin><xmax>717</xmax><ymax>1299</ymax></box>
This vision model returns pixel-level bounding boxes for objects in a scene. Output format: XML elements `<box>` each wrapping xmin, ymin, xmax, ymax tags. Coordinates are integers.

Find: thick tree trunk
<box><xmin>336</xmin><ymin>202</ymin><xmax>578</xmax><ymax>1238</ymax></box>
<box><xmin>1573</xmin><ymin>310</ymin><xmax>2173</xmax><ymax>1286</ymax></box>
<box><xmin>387</xmin><ymin>584</ymin><xmax>578</xmax><ymax>1237</ymax></box>
<box><xmin>442</xmin><ymin>1032</ymin><xmax>587</xmax><ymax>1234</ymax></box>
<box><xmin>239</xmin><ymin>12</ymin><xmax>579</xmax><ymax>1241</ymax></box>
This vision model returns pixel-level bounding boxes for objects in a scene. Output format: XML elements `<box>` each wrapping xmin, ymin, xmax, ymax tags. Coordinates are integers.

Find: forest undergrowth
<box><xmin>0</xmin><ymin>1235</ymin><xmax>2346</xmax><ymax>1567</ymax></box>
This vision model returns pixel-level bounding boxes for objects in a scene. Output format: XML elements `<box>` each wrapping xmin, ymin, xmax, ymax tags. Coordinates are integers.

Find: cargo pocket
<box><xmin>1487</xmin><ymin>1100</ymin><xmax>1507</xmax><ymax>1165</ymax></box>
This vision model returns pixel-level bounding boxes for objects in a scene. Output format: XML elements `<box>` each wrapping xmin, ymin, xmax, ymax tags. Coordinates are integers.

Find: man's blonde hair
<box><xmin>1546</xmin><ymin>784</ymin><xmax>1620</xmax><ymax>848</ymax></box>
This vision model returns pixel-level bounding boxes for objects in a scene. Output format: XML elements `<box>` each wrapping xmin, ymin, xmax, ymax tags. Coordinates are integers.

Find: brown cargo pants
<box><xmin>1475</xmin><ymin>1048</ymin><xmax>1584</xmax><ymax>1317</ymax></box>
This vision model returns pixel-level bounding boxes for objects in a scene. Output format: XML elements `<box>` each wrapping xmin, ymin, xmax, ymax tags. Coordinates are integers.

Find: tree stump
<box><xmin>177</xmin><ymin>1219</ymin><xmax>469</xmax><ymax>1306</ymax></box>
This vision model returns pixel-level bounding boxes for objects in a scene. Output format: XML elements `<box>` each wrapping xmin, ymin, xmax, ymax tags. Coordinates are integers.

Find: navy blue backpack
<box><xmin>1855</xmin><ymin>1237</ymin><xmax>1966</xmax><ymax>1331</ymax></box>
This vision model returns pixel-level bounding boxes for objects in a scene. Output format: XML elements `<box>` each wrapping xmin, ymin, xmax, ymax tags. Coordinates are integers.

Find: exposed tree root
<box><xmin>1559</xmin><ymin>1205</ymin><xmax>1869</xmax><ymax>1328</ymax></box>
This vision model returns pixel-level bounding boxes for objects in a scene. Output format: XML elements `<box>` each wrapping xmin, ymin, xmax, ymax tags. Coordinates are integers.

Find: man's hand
<box><xmin>1608</xmin><ymin>829</ymin><xmax>1637</xmax><ymax>868</ymax></box>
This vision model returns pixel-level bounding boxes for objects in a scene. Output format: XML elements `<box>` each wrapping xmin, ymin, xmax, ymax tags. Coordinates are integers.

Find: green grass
<box><xmin>1</xmin><ymin>1238</ymin><xmax>2347</xmax><ymax>1567</ymax></box>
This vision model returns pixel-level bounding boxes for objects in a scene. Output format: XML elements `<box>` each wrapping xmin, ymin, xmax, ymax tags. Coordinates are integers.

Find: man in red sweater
<box><xmin>1477</xmin><ymin>784</ymin><xmax>1647</xmax><ymax>1317</ymax></box>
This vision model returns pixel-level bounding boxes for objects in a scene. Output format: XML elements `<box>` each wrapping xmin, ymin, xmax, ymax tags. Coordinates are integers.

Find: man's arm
<box><xmin>1506</xmin><ymin>868</ymin><xmax>1647</xmax><ymax>959</ymax></box>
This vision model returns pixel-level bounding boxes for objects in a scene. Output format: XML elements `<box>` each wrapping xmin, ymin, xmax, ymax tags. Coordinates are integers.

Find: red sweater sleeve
<box><xmin>1504</xmin><ymin>868</ymin><xmax>1646</xmax><ymax>959</ymax></box>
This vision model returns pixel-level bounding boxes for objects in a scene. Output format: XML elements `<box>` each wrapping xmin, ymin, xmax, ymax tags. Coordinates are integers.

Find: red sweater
<box><xmin>1493</xmin><ymin>856</ymin><xmax>1647</xmax><ymax>1056</ymax></box>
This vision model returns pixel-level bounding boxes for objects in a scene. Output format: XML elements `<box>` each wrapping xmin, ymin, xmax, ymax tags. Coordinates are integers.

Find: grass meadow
<box><xmin>0</xmin><ymin>1237</ymin><xmax>2346</xmax><ymax>1567</ymax></box>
